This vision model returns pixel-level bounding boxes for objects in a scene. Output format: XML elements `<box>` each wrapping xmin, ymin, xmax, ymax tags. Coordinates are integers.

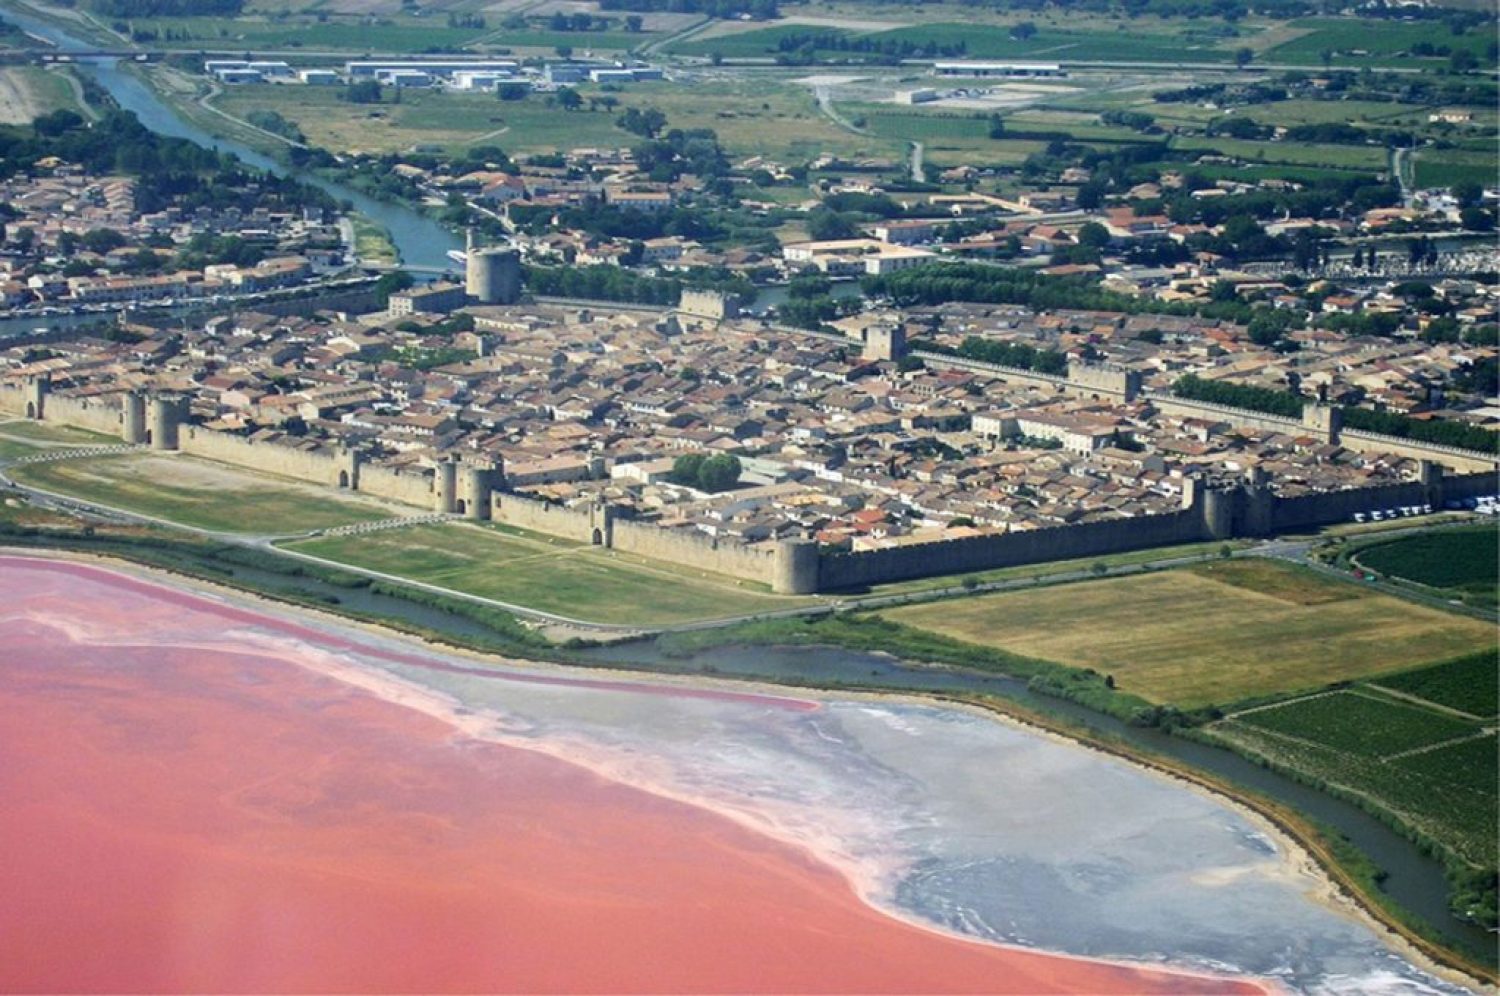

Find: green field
<box><xmin>283</xmin><ymin>521</ymin><xmax>811</xmax><ymax>625</ymax></box>
<box><xmin>127</xmin><ymin>15</ymin><xmax>492</xmax><ymax>51</ymax></box>
<box><xmin>1356</xmin><ymin>526</ymin><xmax>1498</xmax><ymax>588</ymax></box>
<box><xmin>1354</xmin><ymin>526</ymin><xmax>1498</xmax><ymax>607</ymax></box>
<box><xmin>1411</xmin><ymin>149</ymin><xmax>1499</xmax><ymax>190</ymax></box>
<box><xmin>10</xmin><ymin>453</ymin><xmax>391</xmax><ymax>533</ymax></box>
<box><xmin>1239</xmin><ymin>690</ymin><xmax>1476</xmax><ymax>755</ymax></box>
<box><xmin>1169</xmin><ymin>134</ymin><xmax>1389</xmax><ymax>172</ymax></box>
<box><xmin>1213</xmin><ymin>691</ymin><xmax>1496</xmax><ymax>867</ymax></box>
<box><xmin>673</xmin><ymin>20</ymin><xmax>1235</xmax><ymax>63</ymax></box>
<box><xmin>1263</xmin><ymin>17</ymin><xmax>1498</xmax><ymax>69</ymax></box>
<box><xmin>881</xmin><ymin>559</ymin><xmax>1496</xmax><ymax>707</ymax></box>
<box><xmin>1372</xmin><ymin>651</ymin><xmax>1499</xmax><ymax>719</ymax></box>
<box><xmin>212</xmin><ymin>78</ymin><xmax>887</xmax><ymax>159</ymax></box>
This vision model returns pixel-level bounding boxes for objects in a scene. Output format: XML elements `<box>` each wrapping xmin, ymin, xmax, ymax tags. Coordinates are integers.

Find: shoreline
<box><xmin>2</xmin><ymin>546</ymin><xmax>1491</xmax><ymax>993</ymax></box>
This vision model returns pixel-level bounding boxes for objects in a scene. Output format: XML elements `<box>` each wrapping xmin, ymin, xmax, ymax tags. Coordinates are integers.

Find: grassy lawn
<box><xmin>0</xmin><ymin>419</ymin><xmax>117</xmax><ymax>444</ymax></box>
<box><xmin>10</xmin><ymin>453</ymin><xmax>392</xmax><ymax>533</ymax></box>
<box><xmin>283</xmin><ymin>521</ymin><xmax>812</xmax><ymax>625</ymax></box>
<box><xmin>880</xmin><ymin>559</ymin><xmax>1496</xmax><ymax>707</ymax></box>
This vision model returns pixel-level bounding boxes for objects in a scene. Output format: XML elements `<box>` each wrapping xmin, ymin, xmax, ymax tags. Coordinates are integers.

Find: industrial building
<box><xmin>932</xmin><ymin>61</ymin><xmax>1066</xmax><ymax>78</ymax></box>
<box><xmin>344</xmin><ymin>60</ymin><xmax>519</xmax><ymax>78</ymax></box>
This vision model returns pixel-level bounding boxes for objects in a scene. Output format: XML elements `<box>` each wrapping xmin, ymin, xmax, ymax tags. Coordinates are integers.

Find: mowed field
<box><xmin>283</xmin><ymin>521</ymin><xmax>812</xmax><ymax>625</ymax></box>
<box><xmin>10</xmin><ymin>453</ymin><xmax>392</xmax><ymax>533</ymax></box>
<box><xmin>881</xmin><ymin>559</ymin><xmax>1495</xmax><ymax>708</ymax></box>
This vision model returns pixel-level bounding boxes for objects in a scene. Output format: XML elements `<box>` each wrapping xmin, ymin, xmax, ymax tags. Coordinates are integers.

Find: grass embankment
<box><xmin>10</xmin><ymin>453</ymin><xmax>392</xmax><ymax>533</ymax></box>
<box><xmin>284</xmin><ymin>521</ymin><xmax>812</xmax><ymax>626</ymax></box>
<box><xmin>0</xmin><ymin>514</ymin><xmax>564</xmax><ymax>658</ymax></box>
<box><xmin>350</xmin><ymin>214</ymin><xmax>398</xmax><ymax>266</ymax></box>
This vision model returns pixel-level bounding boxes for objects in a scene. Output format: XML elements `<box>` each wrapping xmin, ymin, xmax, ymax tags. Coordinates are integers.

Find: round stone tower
<box><xmin>148</xmin><ymin>395</ymin><xmax>188</xmax><ymax>450</ymax></box>
<box><xmin>772</xmin><ymin>539</ymin><xmax>820</xmax><ymax>595</ymax></box>
<box><xmin>121</xmin><ymin>391</ymin><xmax>148</xmax><ymax>445</ymax></box>
<box><xmin>1201</xmin><ymin>485</ymin><xmax>1238</xmax><ymax>540</ymax></box>
<box><xmin>466</xmin><ymin>247</ymin><xmax>522</xmax><ymax>306</ymax></box>
<box><xmin>434</xmin><ymin>457</ymin><xmax>459</xmax><ymax>514</ymax></box>
<box><xmin>460</xmin><ymin>463</ymin><xmax>494</xmax><ymax>520</ymax></box>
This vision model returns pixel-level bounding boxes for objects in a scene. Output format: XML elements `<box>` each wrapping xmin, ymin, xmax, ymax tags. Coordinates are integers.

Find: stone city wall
<box><xmin>610</xmin><ymin>517</ymin><xmax>778</xmax><ymax>587</ymax></box>
<box><xmin>37</xmin><ymin>392</ymin><xmax>127</xmax><ymax>435</ymax></box>
<box><xmin>358</xmin><ymin>463</ymin><xmax>438</xmax><ymax>508</ymax></box>
<box><xmin>180</xmin><ymin>427</ymin><xmax>344</xmax><ymax>488</ymax></box>
<box><xmin>490</xmin><ymin>491</ymin><xmax>603</xmax><ymax>544</ymax></box>
<box><xmin>818</xmin><ymin>507</ymin><xmax>1204</xmax><ymax>591</ymax></box>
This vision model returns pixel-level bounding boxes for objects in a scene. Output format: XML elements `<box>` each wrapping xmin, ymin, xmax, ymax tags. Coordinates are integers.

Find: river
<box><xmin>1</xmin><ymin>2</ymin><xmax>462</xmax><ymax>277</ymax></box>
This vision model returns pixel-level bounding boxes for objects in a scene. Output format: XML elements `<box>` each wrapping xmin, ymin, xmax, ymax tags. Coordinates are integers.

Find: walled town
<box><xmin>4</xmin><ymin>274</ymin><xmax>1495</xmax><ymax>591</ymax></box>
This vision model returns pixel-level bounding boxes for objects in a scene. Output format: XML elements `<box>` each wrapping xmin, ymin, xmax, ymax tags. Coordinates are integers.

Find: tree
<box><xmin>1009</xmin><ymin>21</ymin><xmax>1037</xmax><ymax>41</ymax></box>
<box><xmin>806</xmin><ymin>208</ymin><xmax>856</xmax><ymax>241</ymax></box>
<box><xmin>1090</xmin><ymin>561</ymin><xmax>1108</xmax><ymax>576</ymax></box>
<box><xmin>1452</xmin><ymin>182</ymin><xmax>1483</xmax><ymax>210</ymax></box>
<box><xmin>1234</xmin><ymin>47</ymin><xmax>1253</xmax><ymax>69</ymax></box>
<box><xmin>624</xmin><ymin>13</ymin><xmax>642</xmax><ymax>31</ymax></box>
<box><xmin>33</xmin><ymin>109</ymin><xmax>84</xmax><ymax>137</ymax></box>
<box><xmin>1076</xmin><ymin>221</ymin><xmax>1110</xmax><ymax>248</ymax></box>
<box><xmin>557</xmin><ymin>87</ymin><xmax>583</xmax><ymax>111</ymax></box>
<box><xmin>374</xmin><ymin>269</ymin><xmax>414</xmax><ymax>304</ymax></box>
<box><xmin>1319</xmin><ymin>48</ymin><xmax>1333</xmax><ymax>68</ymax></box>
<box><xmin>344</xmin><ymin>80</ymin><xmax>382</xmax><ymax>104</ymax></box>
<box><xmin>697</xmin><ymin>453</ymin><xmax>742</xmax><ymax>492</ymax></box>
<box><xmin>670</xmin><ymin>453</ymin><xmax>706</xmax><ymax>487</ymax></box>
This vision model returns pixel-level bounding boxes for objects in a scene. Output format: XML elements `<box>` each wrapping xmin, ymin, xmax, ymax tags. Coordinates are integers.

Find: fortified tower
<box><xmin>1067</xmin><ymin>362</ymin><xmax>1141</xmax><ymax>403</ymax></box>
<box><xmin>862</xmin><ymin>324</ymin><xmax>907</xmax><ymax>363</ymax></box>
<box><xmin>23</xmin><ymin>375</ymin><xmax>48</xmax><ymax>420</ymax></box>
<box><xmin>121</xmin><ymin>391</ymin><xmax>147</xmax><ymax>444</ymax></box>
<box><xmin>336</xmin><ymin>447</ymin><xmax>362</xmax><ymax>491</ymax></box>
<box><xmin>434</xmin><ymin>457</ymin><xmax>459</xmax><ymax>514</ymax></box>
<box><xmin>1301</xmin><ymin>402</ymin><xmax>1342</xmax><ymax>445</ymax></box>
<box><xmin>459</xmin><ymin>463</ymin><xmax>495</xmax><ymax>521</ymax></box>
<box><xmin>772</xmin><ymin>538</ymin><xmax>820</xmax><ymax>595</ymax></box>
<box><xmin>148</xmin><ymin>395</ymin><xmax>188</xmax><ymax>450</ymax></box>
<box><xmin>466</xmin><ymin>245</ymin><xmax>522</xmax><ymax>306</ymax></box>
